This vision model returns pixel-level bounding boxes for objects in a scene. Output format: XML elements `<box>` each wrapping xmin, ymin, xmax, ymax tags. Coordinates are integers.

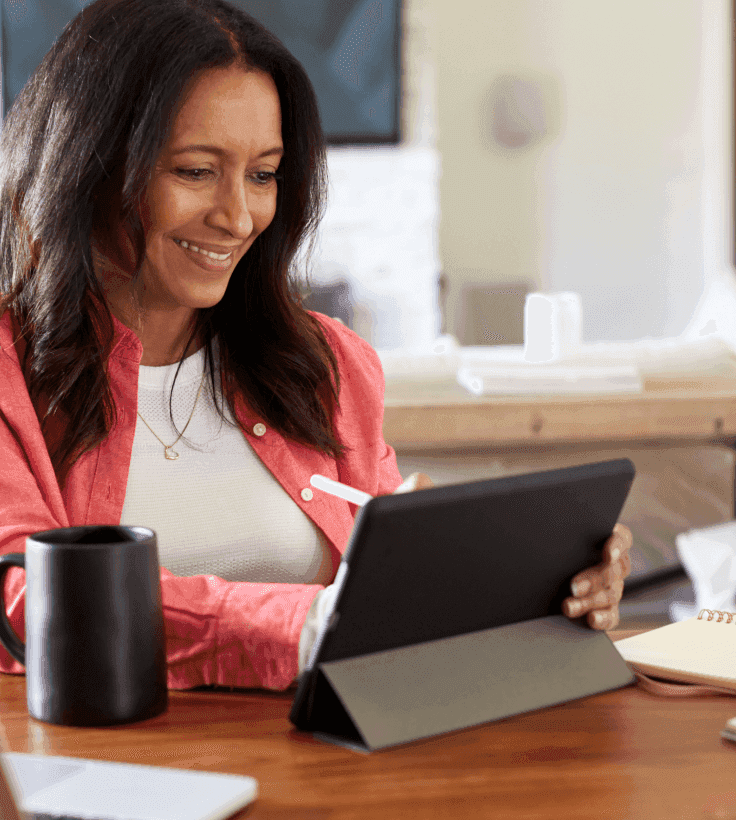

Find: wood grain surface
<box><xmin>383</xmin><ymin>378</ymin><xmax>736</xmax><ymax>452</ymax></box>
<box><xmin>0</xmin><ymin>661</ymin><xmax>735</xmax><ymax>820</ymax></box>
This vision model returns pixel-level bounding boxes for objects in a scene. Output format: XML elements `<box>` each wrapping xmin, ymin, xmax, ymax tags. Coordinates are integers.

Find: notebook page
<box><xmin>616</xmin><ymin>615</ymin><xmax>736</xmax><ymax>689</ymax></box>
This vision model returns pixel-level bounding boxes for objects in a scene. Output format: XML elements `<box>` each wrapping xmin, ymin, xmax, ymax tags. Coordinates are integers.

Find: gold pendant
<box><xmin>164</xmin><ymin>447</ymin><xmax>180</xmax><ymax>460</ymax></box>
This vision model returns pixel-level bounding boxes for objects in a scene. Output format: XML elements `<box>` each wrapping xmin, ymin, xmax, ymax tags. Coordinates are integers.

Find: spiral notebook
<box><xmin>616</xmin><ymin>609</ymin><xmax>736</xmax><ymax>693</ymax></box>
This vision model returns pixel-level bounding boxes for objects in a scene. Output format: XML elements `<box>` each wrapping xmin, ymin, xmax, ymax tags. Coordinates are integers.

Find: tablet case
<box><xmin>290</xmin><ymin>458</ymin><xmax>636</xmax><ymax>751</ymax></box>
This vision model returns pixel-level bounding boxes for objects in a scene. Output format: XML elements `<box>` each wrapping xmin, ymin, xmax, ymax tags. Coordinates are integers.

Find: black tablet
<box><xmin>290</xmin><ymin>457</ymin><xmax>635</xmax><ymax>736</ymax></box>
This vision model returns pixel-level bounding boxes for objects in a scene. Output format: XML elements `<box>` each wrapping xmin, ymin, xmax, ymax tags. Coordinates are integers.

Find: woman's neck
<box><xmin>93</xmin><ymin>248</ymin><xmax>201</xmax><ymax>367</ymax></box>
<box><xmin>103</xmin><ymin>287</ymin><xmax>199</xmax><ymax>366</ymax></box>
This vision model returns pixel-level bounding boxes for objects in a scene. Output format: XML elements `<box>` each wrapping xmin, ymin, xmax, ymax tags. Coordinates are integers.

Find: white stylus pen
<box><xmin>310</xmin><ymin>474</ymin><xmax>373</xmax><ymax>507</ymax></box>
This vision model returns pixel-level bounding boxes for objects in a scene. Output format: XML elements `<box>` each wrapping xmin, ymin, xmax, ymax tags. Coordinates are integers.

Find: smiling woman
<box><xmin>0</xmin><ymin>0</ymin><xmax>632</xmax><ymax>693</ymax></box>
<box><xmin>0</xmin><ymin>0</ymin><xmax>402</xmax><ymax>691</ymax></box>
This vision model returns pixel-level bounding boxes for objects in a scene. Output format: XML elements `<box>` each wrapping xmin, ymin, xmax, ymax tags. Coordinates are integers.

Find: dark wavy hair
<box><xmin>0</xmin><ymin>0</ymin><xmax>342</xmax><ymax>490</ymax></box>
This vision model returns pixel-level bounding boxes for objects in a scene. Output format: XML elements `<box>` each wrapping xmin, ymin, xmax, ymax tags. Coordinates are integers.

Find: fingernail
<box><xmin>593</xmin><ymin>612</ymin><xmax>605</xmax><ymax>628</ymax></box>
<box><xmin>610</xmin><ymin>546</ymin><xmax>621</xmax><ymax>562</ymax></box>
<box><xmin>572</xmin><ymin>579</ymin><xmax>590</xmax><ymax>597</ymax></box>
<box><xmin>567</xmin><ymin>600</ymin><xmax>582</xmax><ymax>616</ymax></box>
<box><xmin>594</xmin><ymin>590</ymin><xmax>609</xmax><ymax>607</ymax></box>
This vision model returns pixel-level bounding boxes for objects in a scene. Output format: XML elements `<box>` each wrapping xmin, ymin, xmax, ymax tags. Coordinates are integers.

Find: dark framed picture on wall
<box><xmin>0</xmin><ymin>0</ymin><xmax>402</xmax><ymax>144</ymax></box>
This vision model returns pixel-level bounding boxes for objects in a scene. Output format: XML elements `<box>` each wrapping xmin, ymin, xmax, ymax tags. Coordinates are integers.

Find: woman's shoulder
<box><xmin>309</xmin><ymin>311</ymin><xmax>370</xmax><ymax>350</ymax></box>
<box><xmin>309</xmin><ymin>312</ymin><xmax>382</xmax><ymax>367</ymax></box>
<box><xmin>308</xmin><ymin>312</ymin><xmax>386</xmax><ymax>397</ymax></box>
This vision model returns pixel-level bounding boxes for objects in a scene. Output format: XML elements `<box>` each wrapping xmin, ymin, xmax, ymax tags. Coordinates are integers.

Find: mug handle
<box><xmin>0</xmin><ymin>554</ymin><xmax>25</xmax><ymax>665</ymax></box>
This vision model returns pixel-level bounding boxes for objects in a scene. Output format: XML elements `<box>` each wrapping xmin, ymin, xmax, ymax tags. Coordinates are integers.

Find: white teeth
<box><xmin>175</xmin><ymin>239</ymin><xmax>232</xmax><ymax>262</ymax></box>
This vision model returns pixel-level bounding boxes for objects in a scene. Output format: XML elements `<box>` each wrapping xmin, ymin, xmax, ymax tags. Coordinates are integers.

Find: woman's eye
<box><xmin>175</xmin><ymin>168</ymin><xmax>280</xmax><ymax>186</ymax></box>
<box><xmin>176</xmin><ymin>168</ymin><xmax>212</xmax><ymax>180</ymax></box>
<box><xmin>251</xmin><ymin>171</ymin><xmax>281</xmax><ymax>187</ymax></box>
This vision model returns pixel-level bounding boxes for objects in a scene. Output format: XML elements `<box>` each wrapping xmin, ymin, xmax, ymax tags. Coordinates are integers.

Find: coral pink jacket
<box><xmin>0</xmin><ymin>309</ymin><xmax>402</xmax><ymax>690</ymax></box>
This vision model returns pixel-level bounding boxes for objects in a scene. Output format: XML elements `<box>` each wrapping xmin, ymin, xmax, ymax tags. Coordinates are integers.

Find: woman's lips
<box><xmin>174</xmin><ymin>238</ymin><xmax>234</xmax><ymax>272</ymax></box>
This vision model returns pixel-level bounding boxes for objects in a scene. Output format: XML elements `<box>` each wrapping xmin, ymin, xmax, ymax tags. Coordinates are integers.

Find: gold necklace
<box><xmin>136</xmin><ymin>367</ymin><xmax>207</xmax><ymax>460</ymax></box>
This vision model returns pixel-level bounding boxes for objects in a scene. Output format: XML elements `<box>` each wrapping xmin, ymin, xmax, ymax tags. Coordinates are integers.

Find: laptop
<box><xmin>0</xmin><ymin>752</ymin><xmax>257</xmax><ymax>820</ymax></box>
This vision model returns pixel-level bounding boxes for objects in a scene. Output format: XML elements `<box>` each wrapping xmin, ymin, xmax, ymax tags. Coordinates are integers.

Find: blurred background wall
<box><xmin>315</xmin><ymin>0</ymin><xmax>733</xmax><ymax>349</ymax></box>
<box><xmin>3</xmin><ymin>1</ymin><xmax>732</xmax><ymax>349</ymax></box>
<box><xmin>436</xmin><ymin>0</ymin><xmax>712</xmax><ymax>344</ymax></box>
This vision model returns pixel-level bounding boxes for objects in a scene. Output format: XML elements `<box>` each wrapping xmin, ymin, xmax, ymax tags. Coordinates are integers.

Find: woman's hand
<box><xmin>562</xmin><ymin>523</ymin><xmax>633</xmax><ymax>630</ymax></box>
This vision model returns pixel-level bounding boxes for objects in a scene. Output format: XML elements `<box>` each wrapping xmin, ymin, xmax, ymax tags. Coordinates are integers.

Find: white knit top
<box><xmin>119</xmin><ymin>343</ymin><xmax>334</xmax><ymax>586</ymax></box>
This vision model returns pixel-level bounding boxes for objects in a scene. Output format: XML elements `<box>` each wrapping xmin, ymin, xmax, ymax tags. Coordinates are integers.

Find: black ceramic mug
<box><xmin>0</xmin><ymin>525</ymin><xmax>168</xmax><ymax>726</ymax></box>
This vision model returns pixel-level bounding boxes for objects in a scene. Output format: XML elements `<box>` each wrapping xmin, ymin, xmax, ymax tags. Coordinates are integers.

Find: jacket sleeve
<box><xmin>0</xmin><ymin>405</ymin><xmax>320</xmax><ymax>691</ymax></box>
<box><xmin>0</xmin><ymin>403</ymin><xmax>63</xmax><ymax>677</ymax></box>
<box><xmin>161</xmin><ymin>570</ymin><xmax>320</xmax><ymax>690</ymax></box>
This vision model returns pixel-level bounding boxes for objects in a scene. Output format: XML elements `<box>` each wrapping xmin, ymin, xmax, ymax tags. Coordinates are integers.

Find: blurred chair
<box><xmin>301</xmin><ymin>279</ymin><xmax>354</xmax><ymax>329</ymax></box>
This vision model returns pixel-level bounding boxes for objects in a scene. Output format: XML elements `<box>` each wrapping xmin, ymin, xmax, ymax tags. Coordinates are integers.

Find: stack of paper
<box><xmin>456</xmin><ymin>363</ymin><xmax>642</xmax><ymax>396</ymax></box>
<box><xmin>377</xmin><ymin>335</ymin><xmax>459</xmax><ymax>383</ymax></box>
<box><xmin>376</xmin><ymin>333</ymin><xmax>736</xmax><ymax>396</ymax></box>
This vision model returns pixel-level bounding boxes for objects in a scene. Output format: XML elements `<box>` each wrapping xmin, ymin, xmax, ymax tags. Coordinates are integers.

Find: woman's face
<box><xmin>100</xmin><ymin>64</ymin><xmax>283</xmax><ymax>314</ymax></box>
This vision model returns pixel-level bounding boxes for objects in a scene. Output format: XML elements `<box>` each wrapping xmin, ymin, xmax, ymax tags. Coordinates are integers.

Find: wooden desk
<box><xmin>383</xmin><ymin>375</ymin><xmax>736</xmax><ymax>452</ymax></box>
<box><xmin>1</xmin><ymin>644</ymin><xmax>735</xmax><ymax>820</ymax></box>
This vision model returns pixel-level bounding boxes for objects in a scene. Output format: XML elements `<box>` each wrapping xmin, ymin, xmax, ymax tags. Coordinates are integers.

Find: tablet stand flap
<box><xmin>295</xmin><ymin>665</ymin><xmax>366</xmax><ymax>746</ymax></box>
<box><xmin>315</xmin><ymin>615</ymin><xmax>635</xmax><ymax>751</ymax></box>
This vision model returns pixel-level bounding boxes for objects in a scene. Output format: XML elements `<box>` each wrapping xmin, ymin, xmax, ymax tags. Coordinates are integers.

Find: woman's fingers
<box><xmin>570</xmin><ymin>523</ymin><xmax>633</xmax><ymax>596</ymax></box>
<box><xmin>586</xmin><ymin>605</ymin><xmax>620</xmax><ymax>630</ymax></box>
<box><xmin>562</xmin><ymin>580</ymin><xmax>624</xmax><ymax>619</ymax></box>
<box><xmin>574</xmin><ymin>556</ymin><xmax>626</xmax><ymax>595</ymax></box>
<box><xmin>562</xmin><ymin>523</ymin><xmax>633</xmax><ymax>630</ymax></box>
<box><xmin>569</xmin><ymin>560</ymin><xmax>623</xmax><ymax>600</ymax></box>
<box><xmin>603</xmin><ymin>523</ymin><xmax>633</xmax><ymax>568</ymax></box>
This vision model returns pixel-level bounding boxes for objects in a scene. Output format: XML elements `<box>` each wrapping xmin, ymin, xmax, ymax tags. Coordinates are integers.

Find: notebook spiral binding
<box><xmin>698</xmin><ymin>609</ymin><xmax>736</xmax><ymax>623</ymax></box>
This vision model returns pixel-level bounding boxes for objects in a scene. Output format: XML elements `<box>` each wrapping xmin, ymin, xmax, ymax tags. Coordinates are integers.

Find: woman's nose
<box><xmin>211</xmin><ymin>180</ymin><xmax>255</xmax><ymax>238</ymax></box>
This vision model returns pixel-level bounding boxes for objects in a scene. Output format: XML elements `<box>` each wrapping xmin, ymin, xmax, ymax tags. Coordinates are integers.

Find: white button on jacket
<box><xmin>252</xmin><ymin>423</ymin><xmax>266</xmax><ymax>437</ymax></box>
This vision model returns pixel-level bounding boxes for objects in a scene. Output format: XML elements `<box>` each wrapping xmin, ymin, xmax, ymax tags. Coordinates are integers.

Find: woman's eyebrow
<box><xmin>170</xmin><ymin>144</ymin><xmax>284</xmax><ymax>159</ymax></box>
